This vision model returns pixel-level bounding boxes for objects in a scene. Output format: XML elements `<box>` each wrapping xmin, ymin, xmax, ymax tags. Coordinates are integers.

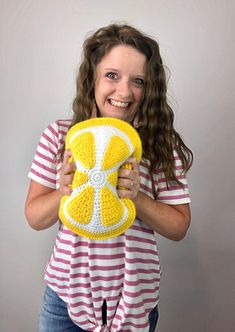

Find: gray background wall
<box><xmin>1</xmin><ymin>0</ymin><xmax>235</xmax><ymax>331</ymax></box>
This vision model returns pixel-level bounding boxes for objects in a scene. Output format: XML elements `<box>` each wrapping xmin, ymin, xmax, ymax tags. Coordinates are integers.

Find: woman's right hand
<box><xmin>25</xmin><ymin>150</ymin><xmax>76</xmax><ymax>230</ymax></box>
<box><xmin>58</xmin><ymin>149</ymin><xmax>76</xmax><ymax>196</ymax></box>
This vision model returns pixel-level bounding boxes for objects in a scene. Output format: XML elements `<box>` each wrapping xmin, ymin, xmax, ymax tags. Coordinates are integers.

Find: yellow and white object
<box><xmin>59</xmin><ymin>117</ymin><xmax>142</xmax><ymax>240</ymax></box>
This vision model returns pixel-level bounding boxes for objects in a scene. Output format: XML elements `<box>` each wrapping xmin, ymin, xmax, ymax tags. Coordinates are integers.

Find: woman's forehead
<box><xmin>96</xmin><ymin>45</ymin><xmax>147</xmax><ymax>75</ymax></box>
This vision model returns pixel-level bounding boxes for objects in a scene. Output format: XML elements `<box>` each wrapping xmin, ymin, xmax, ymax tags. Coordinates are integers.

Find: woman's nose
<box><xmin>116</xmin><ymin>80</ymin><xmax>132</xmax><ymax>99</ymax></box>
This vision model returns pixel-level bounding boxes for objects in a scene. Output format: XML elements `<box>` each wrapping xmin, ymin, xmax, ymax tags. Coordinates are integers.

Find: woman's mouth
<box><xmin>108</xmin><ymin>98</ymin><xmax>130</xmax><ymax>108</ymax></box>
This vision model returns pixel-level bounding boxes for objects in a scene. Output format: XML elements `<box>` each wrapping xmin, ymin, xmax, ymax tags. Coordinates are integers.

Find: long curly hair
<box><xmin>70</xmin><ymin>23</ymin><xmax>193</xmax><ymax>185</ymax></box>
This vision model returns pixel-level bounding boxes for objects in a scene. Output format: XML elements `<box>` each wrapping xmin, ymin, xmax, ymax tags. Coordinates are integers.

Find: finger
<box><xmin>60</xmin><ymin>186</ymin><xmax>73</xmax><ymax>196</ymax></box>
<box><xmin>62</xmin><ymin>161</ymin><xmax>76</xmax><ymax>175</ymax></box>
<box><xmin>125</xmin><ymin>157</ymin><xmax>138</xmax><ymax>168</ymax></box>
<box><xmin>63</xmin><ymin>174</ymin><xmax>75</xmax><ymax>186</ymax></box>
<box><xmin>62</xmin><ymin>150</ymin><xmax>76</xmax><ymax>174</ymax></box>
<box><xmin>63</xmin><ymin>149</ymin><xmax>73</xmax><ymax>163</ymax></box>
<box><xmin>118</xmin><ymin>167</ymin><xmax>132</xmax><ymax>179</ymax></box>
<box><xmin>118</xmin><ymin>167</ymin><xmax>140</xmax><ymax>185</ymax></box>
<box><xmin>59</xmin><ymin>175</ymin><xmax>74</xmax><ymax>195</ymax></box>
<box><xmin>121</xmin><ymin>157</ymin><xmax>139</xmax><ymax>177</ymax></box>
<box><xmin>118</xmin><ymin>178</ymin><xmax>133</xmax><ymax>190</ymax></box>
<box><xmin>129</xmin><ymin>158</ymin><xmax>140</xmax><ymax>176</ymax></box>
<box><xmin>117</xmin><ymin>188</ymin><xmax>133</xmax><ymax>199</ymax></box>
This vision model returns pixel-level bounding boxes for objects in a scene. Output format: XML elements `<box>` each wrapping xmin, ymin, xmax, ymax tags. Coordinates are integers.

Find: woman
<box><xmin>25</xmin><ymin>23</ymin><xmax>193</xmax><ymax>331</ymax></box>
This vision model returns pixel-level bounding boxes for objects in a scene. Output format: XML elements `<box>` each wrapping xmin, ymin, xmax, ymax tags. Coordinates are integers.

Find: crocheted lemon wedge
<box><xmin>59</xmin><ymin>117</ymin><xmax>142</xmax><ymax>240</ymax></box>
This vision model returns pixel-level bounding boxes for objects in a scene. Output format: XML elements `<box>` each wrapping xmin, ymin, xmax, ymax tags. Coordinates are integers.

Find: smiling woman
<box><xmin>94</xmin><ymin>45</ymin><xmax>146</xmax><ymax>123</ymax></box>
<box><xmin>25</xmin><ymin>23</ymin><xmax>193</xmax><ymax>332</ymax></box>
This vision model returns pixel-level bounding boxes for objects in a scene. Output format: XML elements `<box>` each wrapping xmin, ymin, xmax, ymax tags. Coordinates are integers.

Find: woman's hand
<box><xmin>116</xmin><ymin>156</ymin><xmax>191</xmax><ymax>241</ymax></box>
<box><xmin>117</xmin><ymin>157</ymin><xmax>140</xmax><ymax>202</ymax></box>
<box><xmin>58</xmin><ymin>150</ymin><xmax>76</xmax><ymax>196</ymax></box>
<box><xmin>25</xmin><ymin>149</ymin><xmax>76</xmax><ymax>231</ymax></box>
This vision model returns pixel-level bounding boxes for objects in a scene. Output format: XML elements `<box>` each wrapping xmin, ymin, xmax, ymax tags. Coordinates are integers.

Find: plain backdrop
<box><xmin>1</xmin><ymin>0</ymin><xmax>235</xmax><ymax>331</ymax></box>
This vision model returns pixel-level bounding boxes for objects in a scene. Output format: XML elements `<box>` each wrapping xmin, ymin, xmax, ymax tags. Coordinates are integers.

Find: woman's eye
<box><xmin>106</xmin><ymin>72</ymin><xmax>118</xmax><ymax>80</ymax></box>
<box><xmin>134</xmin><ymin>78</ymin><xmax>145</xmax><ymax>86</ymax></box>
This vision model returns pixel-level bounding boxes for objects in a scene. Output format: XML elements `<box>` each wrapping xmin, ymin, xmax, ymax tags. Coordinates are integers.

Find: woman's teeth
<box><xmin>109</xmin><ymin>99</ymin><xmax>129</xmax><ymax>108</ymax></box>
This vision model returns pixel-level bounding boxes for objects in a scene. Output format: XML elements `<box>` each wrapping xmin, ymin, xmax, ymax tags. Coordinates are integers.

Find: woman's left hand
<box><xmin>117</xmin><ymin>157</ymin><xmax>140</xmax><ymax>202</ymax></box>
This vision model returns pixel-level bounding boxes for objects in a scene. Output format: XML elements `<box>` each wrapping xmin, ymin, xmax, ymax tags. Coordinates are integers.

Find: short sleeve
<box><xmin>155</xmin><ymin>151</ymin><xmax>191</xmax><ymax>205</ymax></box>
<box><xmin>139</xmin><ymin>151</ymin><xmax>191</xmax><ymax>205</ymax></box>
<box><xmin>28</xmin><ymin>122</ymin><xmax>60</xmax><ymax>189</ymax></box>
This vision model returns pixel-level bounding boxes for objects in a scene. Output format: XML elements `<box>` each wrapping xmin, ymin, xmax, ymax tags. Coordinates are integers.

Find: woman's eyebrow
<box><xmin>103</xmin><ymin>67</ymin><xmax>146</xmax><ymax>77</ymax></box>
<box><xmin>103</xmin><ymin>67</ymin><xmax>119</xmax><ymax>72</ymax></box>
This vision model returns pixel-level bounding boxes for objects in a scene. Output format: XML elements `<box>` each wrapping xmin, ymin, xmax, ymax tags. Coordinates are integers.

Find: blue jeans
<box><xmin>38</xmin><ymin>286</ymin><xmax>159</xmax><ymax>331</ymax></box>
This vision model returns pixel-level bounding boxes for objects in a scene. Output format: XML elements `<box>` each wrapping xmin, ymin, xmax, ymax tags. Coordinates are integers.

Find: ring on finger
<box><xmin>129</xmin><ymin>181</ymin><xmax>134</xmax><ymax>190</ymax></box>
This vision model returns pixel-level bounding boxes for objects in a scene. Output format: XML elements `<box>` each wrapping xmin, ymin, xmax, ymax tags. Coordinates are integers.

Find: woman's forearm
<box><xmin>25</xmin><ymin>181</ymin><xmax>63</xmax><ymax>231</ymax></box>
<box><xmin>135</xmin><ymin>191</ymin><xmax>191</xmax><ymax>241</ymax></box>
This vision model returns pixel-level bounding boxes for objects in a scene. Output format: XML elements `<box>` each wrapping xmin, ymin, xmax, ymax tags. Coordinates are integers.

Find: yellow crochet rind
<box><xmin>59</xmin><ymin>198</ymin><xmax>136</xmax><ymax>240</ymax></box>
<box><xmin>59</xmin><ymin>117</ymin><xmax>142</xmax><ymax>240</ymax></box>
<box><xmin>72</xmin><ymin>132</ymin><xmax>95</xmax><ymax>169</ymax></box>
<box><xmin>102</xmin><ymin>135</ymin><xmax>130</xmax><ymax>170</ymax></box>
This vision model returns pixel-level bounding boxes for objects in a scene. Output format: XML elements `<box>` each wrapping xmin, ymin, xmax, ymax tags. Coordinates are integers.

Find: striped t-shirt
<box><xmin>28</xmin><ymin>119</ymin><xmax>191</xmax><ymax>332</ymax></box>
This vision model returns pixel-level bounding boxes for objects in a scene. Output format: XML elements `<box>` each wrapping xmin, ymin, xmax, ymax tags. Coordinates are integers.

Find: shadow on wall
<box><xmin>157</xmin><ymin>227</ymin><xmax>212</xmax><ymax>332</ymax></box>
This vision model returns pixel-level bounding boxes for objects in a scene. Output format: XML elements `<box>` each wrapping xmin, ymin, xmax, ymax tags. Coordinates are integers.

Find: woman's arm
<box><xmin>26</xmin><ymin>150</ymin><xmax>190</xmax><ymax>238</ymax></box>
<box><xmin>117</xmin><ymin>157</ymin><xmax>191</xmax><ymax>241</ymax></box>
<box><xmin>25</xmin><ymin>181</ymin><xmax>62</xmax><ymax>230</ymax></box>
<box><xmin>135</xmin><ymin>194</ymin><xmax>191</xmax><ymax>241</ymax></box>
<box><xmin>25</xmin><ymin>150</ymin><xmax>75</xmax><ymax>231</ymax></box>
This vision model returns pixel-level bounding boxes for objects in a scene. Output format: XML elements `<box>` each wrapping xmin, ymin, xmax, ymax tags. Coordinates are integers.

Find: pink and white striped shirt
<box><xmin>28</xmin><ymin>119</ymin><xmax>191</xmax><ymax>331</ymax></box>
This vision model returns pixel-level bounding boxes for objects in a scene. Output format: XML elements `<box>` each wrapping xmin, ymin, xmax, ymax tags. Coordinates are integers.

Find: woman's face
<box><xmin>94</xmin><ymin>45</ymin><xmax>147</xmax><ymax>123</ymax></box>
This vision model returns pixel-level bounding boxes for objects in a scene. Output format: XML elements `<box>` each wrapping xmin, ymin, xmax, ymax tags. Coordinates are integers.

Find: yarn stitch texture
<box><xmin>59</xmin><ymin>117</ymin><xmax>142</xmax><ymax>240</ymax></box>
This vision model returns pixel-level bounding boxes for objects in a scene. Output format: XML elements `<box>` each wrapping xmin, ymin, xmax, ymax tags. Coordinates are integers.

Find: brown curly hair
<box><xmin>70</xmin><ymin>23</ymin><xmax>193</xmax><ymax>185</ymax></box>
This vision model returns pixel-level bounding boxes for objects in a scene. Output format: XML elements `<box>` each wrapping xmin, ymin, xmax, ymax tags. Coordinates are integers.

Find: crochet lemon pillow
<box><xmin>59</xmin><ymin>117</ymin><xmax>142</xmax><ymax>240</ymax></box>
